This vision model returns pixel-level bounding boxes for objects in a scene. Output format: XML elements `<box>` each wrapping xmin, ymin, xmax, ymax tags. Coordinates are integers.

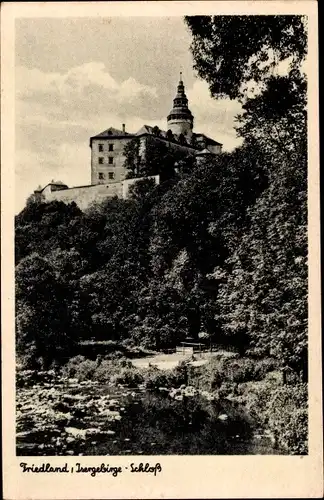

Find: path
<box><xmin>131</xmin><ymin>352</ymin><xmax>210</xmax><ymax>370</ymax></box>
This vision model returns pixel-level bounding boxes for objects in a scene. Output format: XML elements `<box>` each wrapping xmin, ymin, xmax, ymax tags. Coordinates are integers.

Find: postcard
<box><xmin>1</xmin><ymin>1</ymin><xmax>322</xmax><ymax>498</ymax></box>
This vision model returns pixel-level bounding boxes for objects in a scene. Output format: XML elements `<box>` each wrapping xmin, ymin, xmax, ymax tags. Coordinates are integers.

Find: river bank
<box><xmin>16</xmin><ymin>353</ymin><xmax>307</xmax><ymax>455</ymax></box>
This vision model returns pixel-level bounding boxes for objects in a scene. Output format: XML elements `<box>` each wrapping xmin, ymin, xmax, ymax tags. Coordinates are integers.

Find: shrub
<box><xmin>92</xmin><ymin>358</ymin><xmax>142</xmax><ymax>386</ymax></box>
<box><xmin>266</xmin><ymin>383</ymin><xmax>308</xmax><ymax>454</ymax></box>
<box><xmin>144</xmin><ymin>367</ymin><xmax>175</xmax><ymax>390</ymax></box>
<box><xmin>218</xmin><ymin>382</ymin><xmax>235</xmax><ymax>398</ymax></box>
<box><xmin>102</xmin><ymin>351</ymin><xmax>125</xmax><ymax>360</ymax></box>
<box><xmin>242</xmin><ymin>380</ymin><xmax>308</xmax><ymax>454</ymax></box>
<box><xmin>62</xmin><ymin>356</ymin><xmax>90</xmax><ymax>379</ymax></box>
<box><xmin>226</xmin><ymin>358</ymin><xmax>255</xmax><ymax>383</ymax></box>
<box><xmin>62</xmin><ymin>357</ymin><xmax>97</xmax><ymax>381</ymax></box>
<box><xmin>173</xmin><ymin>361</ymin><xmax>191</xmax><ymax>386</ymax></box>
<box><xmin>93</xmin><ymin>359</ymin><xmax>122</xmax><ymax>382</ymax></box>
<box><xmin>253</xmin><ymin>358</ymin><xmax>279</xmax><ymax>380</ymax></box>
<box><xmin>111</xmin><ymin>367</ymin><xmax>144</xmax><ymax>387</ymax></box>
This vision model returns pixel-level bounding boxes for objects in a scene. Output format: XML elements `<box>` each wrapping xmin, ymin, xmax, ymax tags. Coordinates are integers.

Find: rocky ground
<box><xmin>16</xmin><ymin>370</ymin><xmax>242</xmax><ymax>456</ymax></box>
<box><xmin>17</xmin><ymin>371</ymin><xmax>132</xmax><ymax>455</ymax></box>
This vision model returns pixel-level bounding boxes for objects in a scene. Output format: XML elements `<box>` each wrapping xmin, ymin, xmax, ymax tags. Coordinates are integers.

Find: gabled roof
<box><xmin>34</xmin><ymin>181</ymin><xmax>68</xmax><ymax>194</ymax></box>
<box><xmin>91</xmin><ymin>127</ymin><xmax>134</xmax><ymax>140</ymax></box>
<box><xmin>194</xmin><ymin>133</ymin><xmax>222</xmax><ymax>146</ymax></box>
<box><xmin>89</xmin><ymin>124</ymin><xmax>222</xmax><ymax>148</ymax></box>
<box><xmin>136</xmin><ymin>125</ymin><xmax>168</xmax><ymax>139</ymax></box>
<box><xmin>136</xmin><ymin>125</ymin><xmax>198</xmax><ymax>148</ymax></box>
<box><xmin>90</xmin><ymin>127</ymin><xmax>135</xmax><ymax>147</ymax></box>
<box><xmin>50</xmin><ymin>180</ymin><xmax>67</xmax><ymax>185</ymax></box>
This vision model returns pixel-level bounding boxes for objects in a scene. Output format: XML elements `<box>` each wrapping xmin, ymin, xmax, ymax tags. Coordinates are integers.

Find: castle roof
<box><xmin>167</xmin><ymin>73</ymin><xmax>194</xmax><ymax>124</ymax></box>
<box><xmin>34</xmin><ymin>181</ymin><xmax>68</xmax><ymax>194</ymax></box>
<box><xmin>194</xmin><ymin>133</ymin><xmax>222</xmax><ymax>146</ymax></box>
<box><xmin>136</xmin><ymin>125</ymin><xmax>168</xmax><ymax>139</ymax></box>
<box><xmin>136</xmin><ymin>125</ymin><xmax>200</xmax><ymax>150</ymax></box>
<box><xmin>92</xmin><ymin>126</ymin><xmax>134</xmax><ymax>138</ymax></box>
<box><xmin>90</xmin><ymin>126</ymin><xmax>135</xmax><ymax>146</ymax></box>
<box><xmin>50</xmin><ymin>180</ymin><xmax>67</xmax><ymax>185</ymax></box>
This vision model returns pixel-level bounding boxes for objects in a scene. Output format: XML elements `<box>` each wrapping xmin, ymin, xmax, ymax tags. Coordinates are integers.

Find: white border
<box><xmin>1</xmin><ymin>2</ymin><xmax>322</xmax><ymax>499</ymax></box>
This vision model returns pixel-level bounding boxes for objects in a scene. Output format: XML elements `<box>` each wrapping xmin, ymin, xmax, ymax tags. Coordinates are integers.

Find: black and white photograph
<box><xmin>1</xmin><ymin>1</ymin><xmax>322</xmax><ymax>498</ymax></box>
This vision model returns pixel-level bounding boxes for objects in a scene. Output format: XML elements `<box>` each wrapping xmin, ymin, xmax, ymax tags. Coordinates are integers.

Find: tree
<box><xmin>184</xmin><ymin>16</ymin><xmax>307</xmax><ymax>100</ymax></box>
<box><xmin>124</xmin><ymin>138</ymin><xmax>141</xmax><ymax>178</ymax></box>
<box><xmin>127</xmin><ymin>177</ymin><xmax>157</xmax><ymax>203</ymax></box>
<box><xmin>178</xmin><ymin>133</ymin><xmax>187</xmax><ymax>145</ymax></box>
<box><xmin>15</xmin><ymin>200</ymin><xmax>83</xmax><ymax>263</ymax></box>
<box><xmin>16</xmin><ymin>253</ymin><xmax>77</xmax><ymax>368</ymax></box>
<box><xmin>185</xmin><ymin>16</ymin><xmax>307</xmax><ymax>153</ymax></box>
<box><xmin>237</xmin><ymin>71</ymin><xmax>307</xmax><ymax>157</ymax></box>
<box><xmin>166</xmin><ymin>129</ymin><xmax>175</xmax><ymax>142</ymax></box>
<box><xmin>215</xmin><ymin>140</ymin><xmax>307</xmax><ymax>377</ymax></box>
<box><xmin>123</xmin><ymin>135</ymin><xmax>192</xmax><ymax>181</ymax></box>
<box><xmin>26</xmin><ymin>191</ymin><xmax>44</xmax><ymax>207</ymax></box>
<box><xmin>149</xmin><ymin>144</ymin><xmax>268</xmax><ymax>339</ymax></box>
<box><xmin>185</xmin><ymin>15</ymin><xmax>308</xmax><ymax>372</ymax></box>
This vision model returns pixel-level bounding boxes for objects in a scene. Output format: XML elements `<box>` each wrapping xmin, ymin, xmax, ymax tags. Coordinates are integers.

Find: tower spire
<box><xmin>167</xmin><ymin>74</ymin><xmax>194</xmax><ymax>140</ymax></box>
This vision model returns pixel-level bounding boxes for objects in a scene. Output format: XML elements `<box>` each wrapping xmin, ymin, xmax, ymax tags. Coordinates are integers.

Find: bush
<box><xmin>111</xmin><ymin>367</ymin><xmax>144</xmax><ymax>387</ymax></box>
<box><xmin>173</xmin><ymin>360</ymin><xmax>191</xmax><ymax>385</ymax></box>
<box><xmin>61</xmin><ymin>356</ymin><xmax>97</xmax><ymax>381</ymax></box>
<box><xmin>266</xmin><ymin>383</ymin><xmax>308</xmax><ymax>454</ymax></box>
<box><xmin>242</xmin><ymin>380</ymin><xmax>308</xmax><ymax>454</ymax></box>
<box><xmin>144</xmin><ymin>367</ymin><xmax>175</xmax><ymax>390</ymax></box>
<box><xmin>102</xmin><ymin>351</ymin><xmax>125</xmax><ymax>360</ymax></box>
<box><xmin>218</xmin><ymin>382</ymin><xmax>236</xmax><ymax>398</ymax></box>
<box><xmin>62</xmin><ymin>356</ymin><xmax>146</xmax><ymax>386</ymax></box>
<box><xmin>254</xmin><ymin>358</ymin><xmax>279</xmax><ymax>380</ymax></box>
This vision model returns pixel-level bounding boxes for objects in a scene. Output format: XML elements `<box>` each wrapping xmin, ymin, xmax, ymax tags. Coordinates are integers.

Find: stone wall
<box><xmin>42</xmin><ymin>176</ymin><xmax>160</xmax><ymax>211</ymax></box>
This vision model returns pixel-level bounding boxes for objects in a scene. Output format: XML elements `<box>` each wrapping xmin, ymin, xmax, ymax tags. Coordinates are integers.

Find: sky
<box><xmin>15</xmin><ymin>16</ymin><xmax>243</xmax><ymax>213</ymax></box>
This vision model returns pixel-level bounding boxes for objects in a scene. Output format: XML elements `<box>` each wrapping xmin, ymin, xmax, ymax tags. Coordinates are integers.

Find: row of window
<box><xmin>98</xmin><ymin>157</ymin><xmax>114</xmax><ymax>164</ymax></box>
<box><xmin>99</xmin><ymin>172</ymin><xmax>115</xmax><ymax>180</ymax></box>
<box><xmin>98</xmin><ymin>144</ymin><xmax>114</xmax><ymax>152</ymax></box>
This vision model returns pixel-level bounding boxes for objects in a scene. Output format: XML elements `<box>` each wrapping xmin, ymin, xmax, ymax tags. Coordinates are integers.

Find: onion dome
<box><xmin>167</xmin><ymin>73</ymin><xmax>194</xmax><ymax>124</ymax></box>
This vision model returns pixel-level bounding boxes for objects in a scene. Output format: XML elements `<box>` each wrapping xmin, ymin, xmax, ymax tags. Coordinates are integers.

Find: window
<box><xmin>109</xmin><ymin>144</ymin><xmax>114</xmax><ymax>151</ymax></box>
<box><xmin>98</xmin><ymin>172</ymin><xmax>105</xmax><ymax>180</ymax></box>
<box><xmin>108</xmin><ymin>172</ymin><xmax>115</xmax><ymax>180</ymax></box>
<box><xmin>98</xmin><ymin>144</ymin><xmax>103</xmax><ymax>152</ymax></box>
<box><xmin>98</xmin><ymin>157</ymin><xmax>104</xmax><ymax>164</ymax></box>
<box><xmin>108</xmin><ymin>157</ymin><xmax>114</xmax><ymax>165</ymax></box>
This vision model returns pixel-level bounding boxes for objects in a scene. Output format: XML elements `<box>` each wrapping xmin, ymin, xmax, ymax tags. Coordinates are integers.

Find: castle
<box><xmin>34</xmin><ymin>75</ymin><xmax>222</xmax><ymax>211</ymax></box>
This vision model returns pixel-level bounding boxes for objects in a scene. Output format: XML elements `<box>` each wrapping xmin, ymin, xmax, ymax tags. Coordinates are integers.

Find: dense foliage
<box><xmin>184</xmin><ymin>14</ymin><xmax>308</xmax><ymax>381</ymax></box>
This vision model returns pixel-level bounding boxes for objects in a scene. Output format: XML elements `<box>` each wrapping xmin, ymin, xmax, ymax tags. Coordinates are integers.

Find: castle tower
<box><xmin>167</xmin><ymin>73</ymin><xmax>194</xmax><ymax>142</ymax></box>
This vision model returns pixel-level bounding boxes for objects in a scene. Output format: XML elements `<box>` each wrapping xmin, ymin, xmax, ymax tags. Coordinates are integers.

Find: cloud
<box><xmin>187</xmin><ymin>80</ymin><xmax>243</xmax><ymax>151</ymax></box>
<box><xmin>16</xmin><ymin>63</ymin><xmax>158</xmax><ymax>112</ymax></box>
<box><xmin>15</xmin><ymin>142</ymin><xmax>90</xmax><ymax>213</ymax></box>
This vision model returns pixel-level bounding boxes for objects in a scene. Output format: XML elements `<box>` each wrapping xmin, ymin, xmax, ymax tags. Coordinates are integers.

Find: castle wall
<box><xmin>45</xmin><ymin>183</ymin><xmax>123</xmax><ymax>211</ymax></box>
<box><xmin>42</xmin><ymin>176</ymin><xmax>160</xmax><ymax>211</ymax></box>
<box><xmin>91</xmin><ymin>137</ymin><xmax>133</xmax><ymax>185</ymax></box>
